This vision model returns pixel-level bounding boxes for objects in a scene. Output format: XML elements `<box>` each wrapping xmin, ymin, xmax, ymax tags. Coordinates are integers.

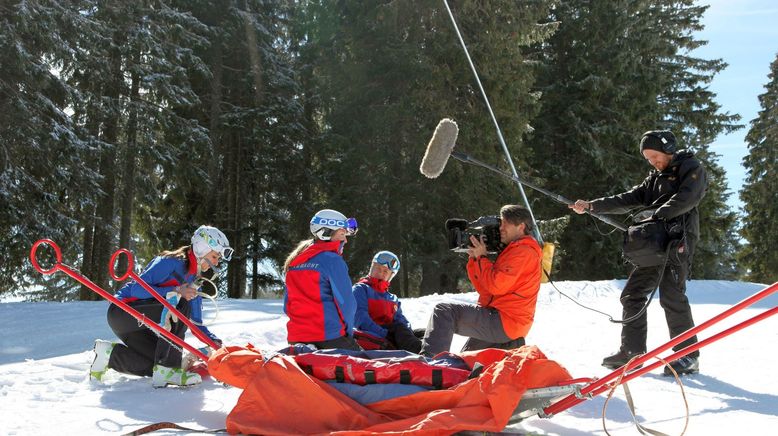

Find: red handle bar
<box><xmin>30</xmin><ymin>239</ymin><xmax>211</xmax><ymax>362</ymax></box>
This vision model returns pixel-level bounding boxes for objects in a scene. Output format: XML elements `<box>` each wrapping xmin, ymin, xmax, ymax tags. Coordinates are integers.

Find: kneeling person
<box><xmin>420</xmin><ymin>205</ymin><xmax>542</xmax><ymax>357</ymax></box>
<box><xmin>353</xmin><ymin>251</ymin><xmax>422</xmax><ymax>353</ymax></box>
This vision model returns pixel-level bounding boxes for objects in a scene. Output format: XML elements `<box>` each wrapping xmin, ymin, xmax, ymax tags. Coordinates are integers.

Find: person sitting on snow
<box><xmin>283</xmin><ymin>209</ymin><xmax>361</xmax><ymax>351</ymax></box>
<box><xmin>420</xmin><ymin>205</ymin><xmax>542</xmax><ymax>357</ymax></box>
<box><xmin>352</xmin><ymin>251</ymin><xmax>422</xmax><ymax>353</ymax></box>
<box><xmin>89</xmin><ymin>225</ymin><xmax>231</xmax><ymax>387</ymax></box>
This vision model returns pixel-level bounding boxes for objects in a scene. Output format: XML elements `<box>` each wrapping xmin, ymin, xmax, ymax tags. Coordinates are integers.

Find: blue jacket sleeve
<box><xmin>116</xmin><ymin>257</ymin><xmax>179</xmax><ymax>300</ymax></box>
<box><xmin>189</xmin><ymin>296</ymin><xmax>221</xmax><ymax>345</ymax></box>
<box><xmin>353</xmin><ymin>284</ymin><xmax>388</xmax><ymax>338</ymax></box>
<box><xmin>327</xmin><ymin>257</ymin><xmax>357</xmax><ymax>337</ymax></box>
<box><xmin>392</xmin><ymin>297</ymin><xmax>412</xmax><ymax>330</ymax></box>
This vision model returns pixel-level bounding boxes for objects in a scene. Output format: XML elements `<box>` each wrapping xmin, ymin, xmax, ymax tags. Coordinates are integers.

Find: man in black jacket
<box><xmin>570</xmin><ymin>130</ymin><xmax>707</xmax><ymax>375</ymax></box>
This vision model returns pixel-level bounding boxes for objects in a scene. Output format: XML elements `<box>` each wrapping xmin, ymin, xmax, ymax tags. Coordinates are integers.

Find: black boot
<box><xmin>663</xmin><ymin>355</ymin><xmax>699</xmax><ymax>376</ymax></box>
<box><xmin>602</xmin><ymin>349</ymin><xmax>644</xmax><ymax>370</ymax></box>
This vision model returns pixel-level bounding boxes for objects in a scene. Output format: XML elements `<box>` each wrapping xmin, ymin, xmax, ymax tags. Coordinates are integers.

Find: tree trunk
<box><xmin>79</xmin><ymin>98</ymin><xmax>102</xmax><ymax>301</ymax></box>
<box><xmin>79</xmin><ymin>204</ymin><xmax>96</xmax><ymax>301</ymax></box>
<box><xmin>117</xmin><ymin>59</ymin><xmax>140</xmax><ymax>282</ymax></box>
<box><xmin>91</xmin><ymin>31</ymin><xmax>124</xmax><ymax>291</ymax></box>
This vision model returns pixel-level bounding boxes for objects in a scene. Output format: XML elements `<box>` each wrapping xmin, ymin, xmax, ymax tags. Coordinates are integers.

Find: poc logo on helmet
<box><xmin>312</xmin><ymin>217</ymin><xmax>346</xmax><ymax>227</ymax></box>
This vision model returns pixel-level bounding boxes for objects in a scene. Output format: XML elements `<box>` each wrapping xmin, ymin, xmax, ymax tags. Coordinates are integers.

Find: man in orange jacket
<box><xmin>420</xmin><ymin>205</ymin><xmax>543</xmax><ymax>357</ymax></box>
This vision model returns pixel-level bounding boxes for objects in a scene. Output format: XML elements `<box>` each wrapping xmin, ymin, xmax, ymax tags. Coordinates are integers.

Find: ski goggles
<box><xmin>311</xmin><ymin>216</ymin><xmax>359</xmax><ymax>236</ymax></box>
<box><xmin>373</xmin><ymin>252</ymin><xmax>400</xmax><ymax>272</ymax></box>
<box><xmin>202</xmin><ymin>233</ymin><xmax>234</xmax><ymax>262</ymax></box>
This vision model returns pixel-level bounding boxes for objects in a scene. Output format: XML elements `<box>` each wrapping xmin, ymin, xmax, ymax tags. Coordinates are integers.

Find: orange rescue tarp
<box><xmin>208</xmin><ymin>345</ymin><xmax>572</xmax><ymax>435</ymax></box>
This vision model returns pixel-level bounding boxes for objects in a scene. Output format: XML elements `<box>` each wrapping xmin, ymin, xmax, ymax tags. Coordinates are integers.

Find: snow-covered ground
<box><xmin>1</xmin><ymin>280</ymin><xmax>776</xmax><ymax>435</ymax></box>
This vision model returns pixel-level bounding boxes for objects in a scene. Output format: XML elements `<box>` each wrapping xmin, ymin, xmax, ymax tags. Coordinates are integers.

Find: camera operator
<box><xmin>420</xmin><ymin>205</ymin><xmax>542</xmax><ymax>357</ymax></box>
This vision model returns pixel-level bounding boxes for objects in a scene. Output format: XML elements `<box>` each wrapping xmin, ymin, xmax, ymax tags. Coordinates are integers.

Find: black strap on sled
<box><xmin>399</xmin><ymin>370</ymin><xmax>411</xmax><ymax>384</ymax></box>
<box><xmin>364</xmin><ymin>370</ymin><xmax>376</xmax><ymax>384</ymax></box>
<box><xmin>432</xmin><ymin>369</ymin><xmax>443</xmax><ymax>390</ymax></box>
<box><xmin>123</xmin><ymin>422</ymin><xmax>226</xmax><ymax>435</ymax></box>
<box><xmin>335</xmin><ymin>366</ymin><xmax>345</xmax><ymax>383</ymax></box>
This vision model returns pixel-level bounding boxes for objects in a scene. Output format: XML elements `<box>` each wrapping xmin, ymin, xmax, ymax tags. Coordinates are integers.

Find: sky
<box><xmin>1</xmin><ymin>280</ymin><xmax>776</xmax><ymax>434</ymax></box>
<box><xmin>694</xmin><ymin>0</ymin><xmax>778</xmax><ymax>212</ymax></box>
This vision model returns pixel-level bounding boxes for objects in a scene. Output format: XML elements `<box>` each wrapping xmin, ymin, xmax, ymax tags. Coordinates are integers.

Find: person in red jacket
<box><xmin>353</xmin><ymin>251</ymin><xmax>422</xmax><ymax>353</ymax></box>
<box><xmin>420</xmin><ymin>205</ymin><xmax>542</xmax><ymax>357</ymax></box>
<box><xmin>283</xmin><ymin>209</ymin><xmax>360</xmax><ymax>350</ymax></box>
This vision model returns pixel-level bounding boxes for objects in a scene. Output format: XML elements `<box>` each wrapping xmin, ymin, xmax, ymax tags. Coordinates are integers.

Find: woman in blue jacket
<box><xmin>353</xmin><ymin>251</ymin><xmax>422</xmax><ymax>353</ymax></box>
<box><xmin>283</xmin><ymin>209</ymin><xmax>360</xmax><ymax>350</ymax></box>
<box><xmin>90</xmin><ymin>225</ymin><xmax>232</xmax><ymax>387</ymax></box>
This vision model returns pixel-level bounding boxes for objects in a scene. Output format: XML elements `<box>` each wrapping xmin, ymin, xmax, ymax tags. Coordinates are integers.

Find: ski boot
<box><xmin>602</xmin><ymin>349</ymin><xmax>644</xmax><ymax>370</ymax></box>
<box><xmin>90</xmin><ymin>340</ymin><xmax>116</xmax><ymax>381</ymax></box>
<box><xmin>152</xmin><ymin>364</ymin><xmax>202</xmax><ymax>388</ymax></box>
<box><xmin>663</xmin><ymin>355</ymin><xmax>699</xmax><ymax>376</ymax></box>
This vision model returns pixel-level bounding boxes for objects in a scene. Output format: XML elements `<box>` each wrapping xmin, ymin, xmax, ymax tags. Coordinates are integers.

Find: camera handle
<box><xmin>450</xmin><ymin>151</ymin><xmax>628</xmax><ymax>232</ymax></box>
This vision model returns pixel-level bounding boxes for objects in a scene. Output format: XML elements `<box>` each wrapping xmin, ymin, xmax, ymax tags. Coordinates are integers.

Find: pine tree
<box><xmin>739</xmin><ymin>54</ymin><xmax>778</xmax><ymax>283</ymax></box>
<box><xmin>294</xmin><ymin>0</ymin><xmax>555</xmax><ymax>296</ymax></box>
<box><xmin>529</xmin><ymin>0</ymin><xmax>740</xmax><ymax>279</ymax></box>
<box><xmin>150</xmin><ymin>0</ymin><xmax>308</xmax><ymax>298</ymax></box>
<box><xmin>0</xmin><ymin>0</ymin><xmax>103</xmax><ymax>299</ymax></box>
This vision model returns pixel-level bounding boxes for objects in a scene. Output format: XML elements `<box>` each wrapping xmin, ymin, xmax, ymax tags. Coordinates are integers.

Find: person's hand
<box><xmin>569</xmin><ymin>200</ymin><xmax>591</xmax><ymax>214</ymax></box>
<box><xmin>467</xmin><ymin>235</ymin><xmax>488</xmax><ymax>259</ymax></box>
<box><xmin>176</xmin><ymin>284</ymin><xmax>198</xmax><ymax>301</ymax></box>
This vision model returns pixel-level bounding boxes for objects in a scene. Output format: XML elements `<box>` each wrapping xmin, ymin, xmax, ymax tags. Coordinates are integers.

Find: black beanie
<box><xmin>639</xmin><ymin>130</ymin><xmax>676</xmax><ymax>154</ymax></box>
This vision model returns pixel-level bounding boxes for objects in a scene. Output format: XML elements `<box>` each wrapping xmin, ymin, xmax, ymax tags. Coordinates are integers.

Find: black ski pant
<box><xmin>620</xmin><ymin>240</ymin><xmax>699</xmax><ymax>358</ymax></box>
<box><xmin>106</xmin><ymin>298</ymin><xmax>191</xmax><ymax>377</ymax></box>
<box><xmin>420</xmin><ymin>302</ymin><xmax>522</xmax><ymax>357</ymax></box>
<box><xmin>386</xmin><ymin>322</ymin><xmax>422</xmax><ymax>354</ymax></box>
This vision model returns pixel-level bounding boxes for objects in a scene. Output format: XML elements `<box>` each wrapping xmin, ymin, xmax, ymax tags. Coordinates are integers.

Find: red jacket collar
<box><xmin>187</xmin><ymin>249</ymin><xmax>198</xmax><ymax>275</ymax></box>
<box><xmin>359</xmin><ymin>276</ymin><xmax>390</xmax><ymax>293</ymax></box>
<box><xmin>289</xmin><ymin>240</ymin><xmax>343</xmax><ymax>267</ymax></box>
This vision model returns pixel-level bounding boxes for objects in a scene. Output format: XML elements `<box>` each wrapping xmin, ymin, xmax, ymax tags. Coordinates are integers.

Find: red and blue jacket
<box><xmin>114</xmin><ymin>249</ymin><xmax>220</xmax><ymax>344</ymax></box>
<box><xmin>284</xmin><ymin>240</ymin><xmax>356</xmax><ymax>343</ymax></box>
<box><xmin>352</xmin><ymin>276</ymin><xmax>411</xmax><ymax>339</ymax></box>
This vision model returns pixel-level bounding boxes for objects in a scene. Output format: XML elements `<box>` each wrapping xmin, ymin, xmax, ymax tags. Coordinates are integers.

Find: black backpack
<box><xmin>622</xmin><ymin>220</ymin><xmax>670</xmax><ymax>267</ymax></box>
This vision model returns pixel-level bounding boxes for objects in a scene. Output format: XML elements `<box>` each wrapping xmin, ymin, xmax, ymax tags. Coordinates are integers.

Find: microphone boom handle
<box><xmin>450</xmin><ymin>152</ymin><xmax>627</xmax><ymax>232</ymax></box>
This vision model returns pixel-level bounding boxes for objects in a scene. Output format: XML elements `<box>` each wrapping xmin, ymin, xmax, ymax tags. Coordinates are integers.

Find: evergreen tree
<box><xmin>0</xmin><ymin>0</ymin><xmax>103</xmax><ymax>299</ymax></box>
<box><xmin>529</xmin><ymin>0</ymin><xmax>740</xmax><ymax>279</ymax></box>
<box><xmin>62</xmin><ymin>1</ymin><xmax>211</xmax><ymax>297</ymax></box>
<box><xmin>739</xmin><ymin>54</ymin><xmax>778</xmax><ymax>283</ymax></box>
<box><xmin>156</xmin><ymin>0</ymin><xmax>307</xmax><ymax>298</ymax></box>
<box><xmin>295</xmin><ymin>0</ymin><xmax>555</xmax><ymax>296</ymax></box>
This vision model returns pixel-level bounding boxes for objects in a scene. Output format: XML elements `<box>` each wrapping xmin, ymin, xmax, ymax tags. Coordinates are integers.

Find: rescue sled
<box><xmin>30</xmin><ymin>240</ymin><xmax>778</xmax><ymax>434</ymax></box>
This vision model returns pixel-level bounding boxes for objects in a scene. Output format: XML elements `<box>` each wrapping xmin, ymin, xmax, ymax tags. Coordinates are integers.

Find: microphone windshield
<box><xmin>420</xmin><ymin>118</ymin><xmax>458</xmax><ymax>178</ymax></box>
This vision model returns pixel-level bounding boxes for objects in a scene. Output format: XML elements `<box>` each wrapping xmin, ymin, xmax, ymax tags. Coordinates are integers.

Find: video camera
<box><xmin>446</xmin><ymin>216</ymin><xmax>503</xmax><ymax>254</ymax></box>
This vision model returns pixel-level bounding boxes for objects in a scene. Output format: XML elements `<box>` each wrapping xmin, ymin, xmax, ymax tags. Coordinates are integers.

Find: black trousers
<box><xmin>386</xmin><ymin>322</ymin><xmax>423</xmax><ymax>354</ymax></box>
<box><xmin>106</xmin><ymin>298</ymin><xmax>191</xmax><ymax>377</ymax></box>
<box><xmin>620</xmin><ymin>241</ymin><xmax>699</xmax><ymax>358</ymax></box>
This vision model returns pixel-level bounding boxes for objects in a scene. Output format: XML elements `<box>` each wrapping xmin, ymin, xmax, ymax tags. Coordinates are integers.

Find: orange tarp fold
<box><xmin>209</xmin><ymin>345</ymin><xmax>571</xmax><ymax>435</ymax></box>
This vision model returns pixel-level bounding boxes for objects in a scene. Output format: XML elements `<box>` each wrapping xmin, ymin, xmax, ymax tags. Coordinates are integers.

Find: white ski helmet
<box><xmin>191</xmin><ymin>225</ymin><xmax>233</xmax><ymax>261</ymax></box>
<box><xmin>372</xmin><ymin>250</ymin><xmax>400</xmax><ymax>280</ymax></box>
<box><xmin>309</xmin><ymin>209</ymin><xmax>358</xmax><ymax>241</ymax></box>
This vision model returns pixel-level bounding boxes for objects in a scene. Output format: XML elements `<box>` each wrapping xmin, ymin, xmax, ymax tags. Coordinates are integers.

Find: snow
<box><xmin>1</xmin><ymin>280</ymin><xmax>777</xmax><ymax>435</ymax></box>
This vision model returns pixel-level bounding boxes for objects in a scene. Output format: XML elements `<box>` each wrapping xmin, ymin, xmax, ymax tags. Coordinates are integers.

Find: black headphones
<box><xmin>641</xmin><ymin>130</ymin><xmax>677</xmax><ymax>154</ymax></box>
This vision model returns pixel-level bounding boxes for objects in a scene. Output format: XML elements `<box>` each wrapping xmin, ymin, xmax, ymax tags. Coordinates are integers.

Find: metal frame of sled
<box><xmin>507</xmin><ymin>281</ymin><xmax>778</xmax><ymax>424</ymax></box>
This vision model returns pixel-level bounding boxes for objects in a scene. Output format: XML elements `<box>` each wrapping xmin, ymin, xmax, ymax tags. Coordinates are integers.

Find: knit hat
<box><xmin>639</xmin><ymin>130</ymin><xmax>676</xmax><ymax>154</ymax></box>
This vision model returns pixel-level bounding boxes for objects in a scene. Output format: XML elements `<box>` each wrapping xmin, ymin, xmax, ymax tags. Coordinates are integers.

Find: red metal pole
<box><xmin>109</xmin><ymin>249</ymin><xmax>219</xmax><ymax>350</ymax></box>
<box><xmin>30</xmin><ymin>240</ymin><xmax>209</xmax><ymax>362</ymax></box>
<box><xmin>544</xmin><ymin>281</ymin><xmax>778</xmax><ymax>416</ymax></box>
